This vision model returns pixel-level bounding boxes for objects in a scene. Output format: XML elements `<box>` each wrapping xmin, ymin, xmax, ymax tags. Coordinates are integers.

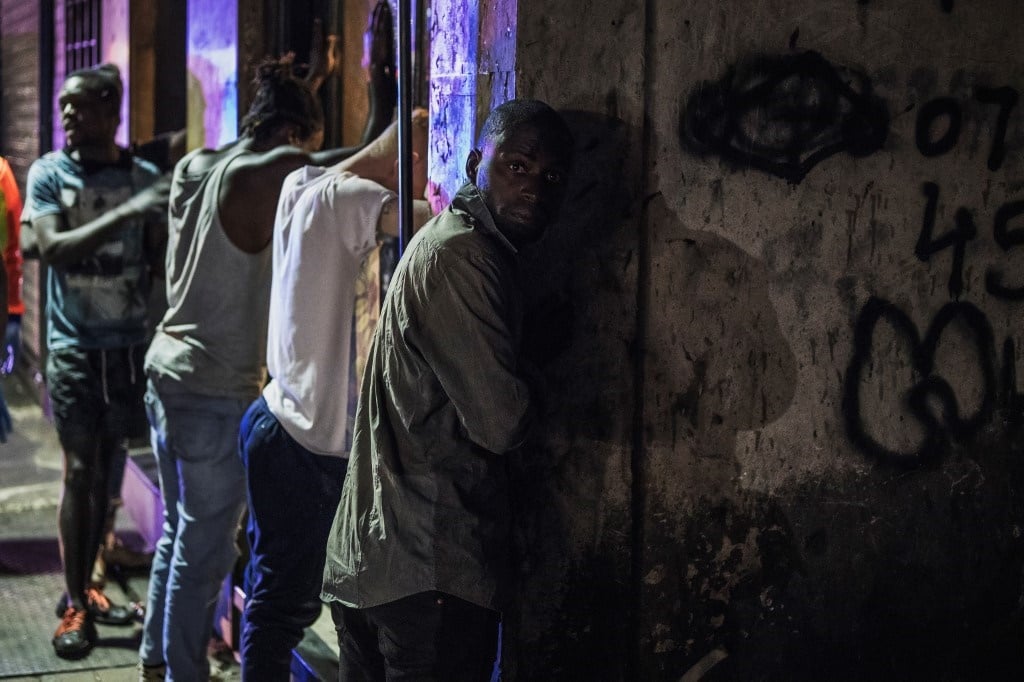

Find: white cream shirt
<box><xmin>262</xmin><ymin>166</ymin><xmax>393</xmax><ymax>456</ymax></box>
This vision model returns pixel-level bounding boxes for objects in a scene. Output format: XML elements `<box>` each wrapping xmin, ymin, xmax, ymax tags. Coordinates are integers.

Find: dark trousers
<box><xmin>332</xmin><ymin>591</ymin><xmax>500</xmax><ymax>682</ymax></box>
<box><xmin>238</xmin><ymin>396</ymin><xmax>348</xmax><ymax>681</ymax></box>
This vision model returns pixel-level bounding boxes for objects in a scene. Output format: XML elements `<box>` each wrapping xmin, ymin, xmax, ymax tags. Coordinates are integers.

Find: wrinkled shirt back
<box><xmin>322</xmin><ymin>184</ymin><xmax>533</xmax><ymax>611</ymax></box>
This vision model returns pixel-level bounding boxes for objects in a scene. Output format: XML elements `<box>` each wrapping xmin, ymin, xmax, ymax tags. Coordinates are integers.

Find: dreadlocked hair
<box><xmin>239</xmin><ymin>56</ymin><xmax>324</xmax><ymax>144</ymax></box>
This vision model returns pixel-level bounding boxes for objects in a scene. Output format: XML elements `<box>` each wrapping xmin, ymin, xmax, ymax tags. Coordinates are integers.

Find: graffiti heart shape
<box><xmin>842</xmin><ymin>297</ymin><xmax>996</xmax><ymax>467</ymax></box>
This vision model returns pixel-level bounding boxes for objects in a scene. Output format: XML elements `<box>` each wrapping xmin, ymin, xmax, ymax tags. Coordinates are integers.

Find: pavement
<box><xmin>0</xmin><ymin>368</ymin><xmax>339</xmax><ymax>681</ymax></box>
<box><xmin>0</xmin><ymin>368</ymin><xmax>243</xmax><ymax>681</ymax></box>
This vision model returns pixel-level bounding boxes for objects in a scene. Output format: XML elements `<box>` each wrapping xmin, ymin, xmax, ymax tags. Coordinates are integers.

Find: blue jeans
<box><xmin>139</xmin><ymin>380</ymin><xmax>248</xmax><ymax>681</ymax></box>
<box><xmin>239</xmin><ymin>396</ymin><xmax>348</xmax><ymax>681</ymax></box>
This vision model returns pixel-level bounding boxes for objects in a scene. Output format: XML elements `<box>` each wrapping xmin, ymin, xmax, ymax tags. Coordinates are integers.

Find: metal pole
<box><xmin>397</xmin><ymin>0</ymin><xmax>414</xmax><ymax>256</ymax></box>
<box><xmin>40</xmin><ymin>0</ymin><xmax>55</xmax><ymax>155</ymax></box>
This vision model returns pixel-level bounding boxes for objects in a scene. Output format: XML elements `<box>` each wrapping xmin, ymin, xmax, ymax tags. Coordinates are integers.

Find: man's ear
<box><xmin>465</xmin><ymin>149</ymin><xmax>481</xmax><ymax>184</ymax></box>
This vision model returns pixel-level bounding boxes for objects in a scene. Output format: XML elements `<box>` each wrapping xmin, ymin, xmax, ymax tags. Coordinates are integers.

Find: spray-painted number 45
<box><xmin>913</xmin><ymin>87</ymin><xmax>1022</xmax><ymax>300</ymax></box>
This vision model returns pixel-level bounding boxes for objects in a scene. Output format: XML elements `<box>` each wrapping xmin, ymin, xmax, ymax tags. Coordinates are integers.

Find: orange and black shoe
<box><xmin>85</xmin><ymin>586</ymin><xmax>135</xmax><ymax>625</ymax></box>
<box><xmin>52</xmin><ymin>606</ymin><xmax>96</xmax><ymax>659</ymax></box>
<box><xmin>56</xmin><ymin>586</ymin><xmax>135</xmax><ymax>625</ymax></box>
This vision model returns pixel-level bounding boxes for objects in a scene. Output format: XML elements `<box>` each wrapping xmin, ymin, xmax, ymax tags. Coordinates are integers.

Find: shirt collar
<box><xmin>451</xmin><ymin>183</ymin><xmax>518</xmax><ymax>255</ymax></box>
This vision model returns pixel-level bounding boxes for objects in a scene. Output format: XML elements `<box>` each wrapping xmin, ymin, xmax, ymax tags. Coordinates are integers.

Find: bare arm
<box><xmin>220</xmin><ymin>145</ymin><xmax>366</xmax><ymax>253</ymax></box>
<box><xmin>376</xmin><ymin>198</ymin><xmax>433</xmax><ymax>240</ymax></box>
<box><xmin>34</xmin><ymin>177</ymin><xmax>170</xmax><ymax>266</ymax></box>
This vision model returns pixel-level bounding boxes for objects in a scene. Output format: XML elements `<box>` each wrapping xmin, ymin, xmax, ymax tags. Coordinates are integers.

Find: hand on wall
<box><xmin>306</xmin><ymin>18</ymin><xmax>340</xmax><ymax>93</ymax></box>
<box><xmin>361</xmin><ymin>1</ymin><xmax>397</xmax><ymax>145</ymax></box>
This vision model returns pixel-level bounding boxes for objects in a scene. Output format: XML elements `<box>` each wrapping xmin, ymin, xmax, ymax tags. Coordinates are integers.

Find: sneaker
<box><xmin>52</xmin><ymin>606</ymin><xmax>96</xmax><ymax>659</ymax></box>
<box><xmin>85</xmin><ymin>585</ymin><xmax>135</xmax><ymax>624</ymax></box>
<box><xmin>138</xmin><ymin>662</ymin><xmax>166</xmax><ymax>681</ymax></box>
<box><xmin>55</xmin><ymin>586</ymin><xmax>135</xmax><ymax>625</ymax></box>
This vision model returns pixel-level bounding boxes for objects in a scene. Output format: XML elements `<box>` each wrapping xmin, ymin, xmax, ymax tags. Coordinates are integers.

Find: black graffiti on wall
<box><xmin>681</xmin><ymin>51</ymin><xmax>889</xmax><ymax>183</ymax></box>
<box><xmin>916</xmin><ymin>183</ymin><xmax>1024</xmax><ymax>300</ymax></box>
<box><xmin>845</xmin><ymin>74</ymin><xmax>1024</xmax><ymax>464</ymax></box>
<box><xmin>912</xmin><ymin>84</ymin><xmax>1023</xmax><ymax>298</ymax></box>
<box><xmin>915</xmin><ymin>87</ymin><xmax>1019</xmax><ymax>171</ymax></box>
<box><xmin>916</xmin><ymin>182</ymin><xmax>976</xmax><ymax>298</ymax></box>
<box><xmin>988</xmin><ymin>199</ymin><xmax>1024</xmax><ymax>300</ymax></box>
<box><xmin>840</xmin><ymin>297</ymin><xmax>1020</xmax><ymax>467</ymax></box>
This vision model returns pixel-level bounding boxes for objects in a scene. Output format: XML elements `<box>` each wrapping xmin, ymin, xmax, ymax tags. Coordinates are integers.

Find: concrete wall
<box><xmin>102</xmin><ymin>0</ymin><xmax>130</xmax><ymax>146</ymax></box>
<box><xmin>1</xmin><ymin>0</ymin><xmax>42</xmax><ymax>184</ymax></box>
<box><xmin>129</xmin><ymin>0</ymin><xmax>187</xmax><ymax>144</ymax></box>
<box><xmin>494</xmin><ymin>0</ymin><xmax>1024</xmax><ymax>679</ymax></box>
<box><xmin>0</xmin><ymin>0</ymin><xmax>43</xmax><ymax>372</ymax></box>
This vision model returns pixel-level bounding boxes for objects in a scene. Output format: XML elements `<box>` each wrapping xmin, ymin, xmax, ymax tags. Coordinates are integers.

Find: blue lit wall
<box><xmin>186</xmin><ymin>0</ymin><xmax>239</xmax><ymax>149</ymax></box>
<box><xmin>427</xmin><ymin>0</ymin><xmax>517</xmax><ymax>210</ymax></box>
<box><xmin>427</xmin><ymin>0</ymin><xmax>480</xmax><ymax>210</ymax></box>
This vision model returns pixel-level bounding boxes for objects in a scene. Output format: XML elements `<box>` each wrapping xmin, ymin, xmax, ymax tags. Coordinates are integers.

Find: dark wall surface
<box><xmin>506</xmin><ymin>0</ymin><xmax>1024</xmax><ymax>679</ymax></box>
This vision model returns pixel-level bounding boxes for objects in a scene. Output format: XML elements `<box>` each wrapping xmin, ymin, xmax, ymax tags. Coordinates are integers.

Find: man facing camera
<box><xmin>322</xmin><ymin>99</ymin><xmax>574</xmax><ymax>681</ymax></box>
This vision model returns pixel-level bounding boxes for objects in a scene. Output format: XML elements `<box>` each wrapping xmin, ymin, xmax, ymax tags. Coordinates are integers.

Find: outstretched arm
<box><xmin>219</xmin><ymin>145</ymin><xmax>367</xmax><ymax>254</ymax></box>
<box><xmin>361</xmin><ymin>0</ymin><xmax>398</xmax><ymax>145</ymax></box>
<box><xmin>376</xmin><ymin>197</ymin><xmax>433</xmax><ymax>240</ymax></box>
<box><xmin>33</xmin><ymin>176</ymin><xmax>171</xmax><ymax>266</ymax></box>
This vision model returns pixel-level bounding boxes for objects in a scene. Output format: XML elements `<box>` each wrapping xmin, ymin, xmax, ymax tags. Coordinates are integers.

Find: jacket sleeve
<box><xmin>413</xmin><ymin>245</ymin><xmax>533</xmax><ymax>454</ymax></box>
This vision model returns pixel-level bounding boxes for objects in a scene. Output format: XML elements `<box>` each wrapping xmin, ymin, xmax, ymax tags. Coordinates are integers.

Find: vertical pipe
<box><xmin>396</xmin><ymin>0</ymin><xmax>414</xmax><ymax>255</ymax></box>
<box><xmin>40</xmin><ymin>0</ymin><xmax>55</xmax><ymax>155</ymax></box>
<box><xmin>324</xmin><ymin>0</ymin><xmax>343</xmax><ymax>150</ymax></box>
<box><xmin>67</xmin><ymin>0</ymin><xmax>75</xmax><ymax>70</ymax></box>
<box><xmin>412</xmin><ymin>0</ymin><xmax>426</xmax><ymax>106</ymax></box>
<box><xmin>94</xmin><ymin>0</ymin><xmax>101</xmax><ymax>65</ymax></box>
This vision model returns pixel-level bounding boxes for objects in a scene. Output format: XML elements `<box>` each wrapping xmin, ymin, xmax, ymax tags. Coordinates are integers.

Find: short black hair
<box><xmin>239</xmin><ymin>57</ymin><xmax>324</xmax><ymax>144</ymax></box>
<box><xmin>65</xmin><ymin>63</ymin><xmax>123</xmax><ymax>113</ymax></box>
<box><xmin>477</xmin><ymin>99</ymin><xmax>574</xmax><ymax>160</ymax></box>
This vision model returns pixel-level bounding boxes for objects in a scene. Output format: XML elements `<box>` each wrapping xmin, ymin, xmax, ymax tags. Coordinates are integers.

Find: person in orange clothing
<box><xmin>0</xmin><ymin>155</ymin><xmax>23</xmax><ymax>375</ymax></box>
<box><xmin>0</xmin><ymin>248</ymin><xmax>8</xmax><ymax>443</ymax></box>
<box><xmin>0</xmin><ymin>155</ymin><xmax>20</xmax><ymax>442</ymax></box>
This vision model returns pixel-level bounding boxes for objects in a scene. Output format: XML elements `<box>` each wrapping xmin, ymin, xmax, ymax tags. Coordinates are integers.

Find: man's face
<box><xmin>467</xmin><ymin>123</ymin><xmax>572</xmax><ymax>247</ymax></box>
<box><xmin>59</xmin><ymin>76</ymin><xmax>118</xmax><ymax>149</ymax></box>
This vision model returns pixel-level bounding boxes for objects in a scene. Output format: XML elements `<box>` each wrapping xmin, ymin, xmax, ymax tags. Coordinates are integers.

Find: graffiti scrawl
<box><xmin>915</xmin><ymin>87</ymin><xmax>1019</xmax><ymax>171</ymax></box>
<box><xmin>681</xmin><ymin>51</ymin><xmax>889</xmax><ymax>183</ymax></box>
<box><xmin>842</xmin><ymin>297</ymin><xmax>1003</xmax><ymax>467</ymax></box>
